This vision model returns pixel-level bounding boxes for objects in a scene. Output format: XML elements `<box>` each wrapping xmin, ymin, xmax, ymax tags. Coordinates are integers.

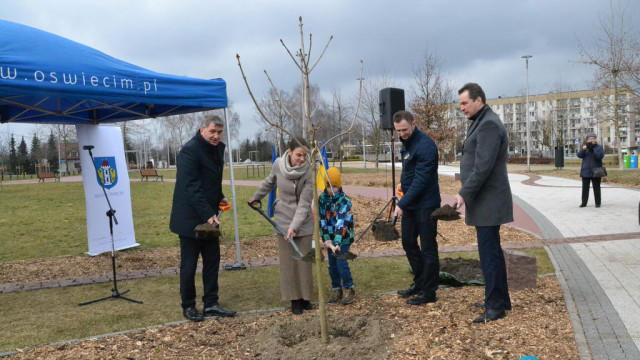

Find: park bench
<box><xmin>37</xmin><ymin>172</ymin><xmax>60</xmax><ymax>183</ymax></box>
<box><xmin>140</xmin><ymin>169</ymin><xmax>164</xmax><ymax>182</ymax></box>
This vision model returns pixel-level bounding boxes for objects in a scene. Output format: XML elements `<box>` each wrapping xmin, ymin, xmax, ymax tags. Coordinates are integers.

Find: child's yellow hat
<box><xmin>326</xmin><ymin>167</ymin><xmax>342</xmax><ymax>188</ymax></box>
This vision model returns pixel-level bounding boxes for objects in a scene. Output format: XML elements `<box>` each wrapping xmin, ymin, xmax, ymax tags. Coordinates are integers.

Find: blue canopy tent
<box><xmin>0</xmin><ymin>19</ymin><xmax>227</xmax><ymax>123</ymax></box>
<box><xmin>0</xmin><ymin>19</ymin><xmax>245</xmax><ymax>268</ymax></box>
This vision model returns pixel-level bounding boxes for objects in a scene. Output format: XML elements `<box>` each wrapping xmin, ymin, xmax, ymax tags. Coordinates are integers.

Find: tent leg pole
<box><xmin>223</xmin><ymin>108</ymin><xmax>246</xmax><ymax>271</ymax></box>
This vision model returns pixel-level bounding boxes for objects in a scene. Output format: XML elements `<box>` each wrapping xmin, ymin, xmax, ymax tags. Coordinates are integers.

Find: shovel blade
<box><xmin>297</xmin><ymin>249</ymin><xmax>322</xmax><ymax>263</ymax></box>
<box><xmin>335</xmin><ymin>251</ymin><xmax>358</xmax><ymax>260</ymax></box>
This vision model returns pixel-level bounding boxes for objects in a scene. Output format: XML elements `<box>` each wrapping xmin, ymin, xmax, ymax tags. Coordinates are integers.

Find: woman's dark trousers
<box><xmin>581</xmin><ymin>177</ymin><xmax>601</xmax><ymax>206</ymax></box>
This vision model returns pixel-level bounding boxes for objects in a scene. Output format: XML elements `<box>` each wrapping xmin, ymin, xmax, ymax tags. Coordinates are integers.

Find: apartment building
<box><xmin>451</xmin><ymin>88</ymin><xmax>636</xmax><ymax>156</ymax></box>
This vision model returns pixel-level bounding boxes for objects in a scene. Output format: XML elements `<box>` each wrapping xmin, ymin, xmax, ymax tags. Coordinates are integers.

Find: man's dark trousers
<box><xmin>401</xmin><ymin>207</ymin><xmax>439</xmax><ymax>296</ymax></box>
<box><xmin>179</xmin><ymin>235</ymin><xmax>220</xmax><ymax>309</ymax></box>
<box><xmin>476</xmin><ymin>225</ymin><xmax>511</xmax><ymax>311</ymax></box>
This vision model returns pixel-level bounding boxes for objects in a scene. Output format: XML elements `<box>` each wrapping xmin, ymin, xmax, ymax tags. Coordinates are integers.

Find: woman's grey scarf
<box><xmin>279</xmin><ymin>149</ymin><xmax>310</xmax><ymax>180</ymax></box>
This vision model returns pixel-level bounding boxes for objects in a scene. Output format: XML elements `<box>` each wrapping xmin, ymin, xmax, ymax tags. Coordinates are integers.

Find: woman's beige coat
<box><xmin>252</xmin><ymin>151</ymin><xmax>314</xmax><ymax>301</ymax></box>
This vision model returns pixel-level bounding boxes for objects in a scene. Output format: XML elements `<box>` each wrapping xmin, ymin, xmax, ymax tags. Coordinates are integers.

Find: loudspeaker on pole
<box><xmin>379</xmin><ymin>88</ymin><xmax>405</xmax><ymax>130</ymax></box>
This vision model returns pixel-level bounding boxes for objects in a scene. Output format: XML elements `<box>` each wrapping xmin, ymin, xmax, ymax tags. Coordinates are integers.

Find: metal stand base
<box><xmin>224</xmin><ymin>263</ymin><xmax>247</xmax><ymax>271</ymax></box>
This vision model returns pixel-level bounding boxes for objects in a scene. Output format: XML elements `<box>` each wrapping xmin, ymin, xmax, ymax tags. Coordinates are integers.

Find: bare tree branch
<box><xmin>325</xmin><ymin>60</ymin><xmax>364</xmax><ymax>145</ymax></box>
<box><xmin>309</xmin><ymin>35</ymin><xmax>333</xmax><ymax>73</ymax></box>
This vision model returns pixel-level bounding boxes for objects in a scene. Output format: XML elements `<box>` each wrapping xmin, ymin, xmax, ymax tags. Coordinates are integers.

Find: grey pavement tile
<box><xmin>554</xmin><ymin>244</ymin><xmax>640</xmax><ymax>358</ymax></box>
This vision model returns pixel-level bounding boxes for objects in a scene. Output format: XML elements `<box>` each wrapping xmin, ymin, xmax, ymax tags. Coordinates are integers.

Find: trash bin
<box><xmin>623</xmin><ymin>155</ymin><xmax>631</xmax><ymax>168</ymax></box>
<box><xmin>554</xmin><ymin>147</ymin><xmax>564</xmax><ymax>169</ymax></box>
<box><xmin>632</xmin><ymin>155</ymin><xmax>638</xmax><ymax>169</ymax></box>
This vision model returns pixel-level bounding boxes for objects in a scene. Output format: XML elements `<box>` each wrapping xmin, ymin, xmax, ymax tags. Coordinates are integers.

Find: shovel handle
<box><xmin>247</xmin><ymin>200</ymin><xmax>305</xmax><ymax>258</ymax></box>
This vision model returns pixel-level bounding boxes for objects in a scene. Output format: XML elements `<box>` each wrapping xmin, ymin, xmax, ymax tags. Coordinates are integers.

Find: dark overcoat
<box><xmin>459</xmin><ymin>105</ymin><xmax>513</xmax><ymax>226</ymax></box>
<box><xmin>577</xmin><ymin>143</ymin><xmax>604</xmax><ymax>178</ymax></box>
<box><xmin>169</xmin><ymin>130</ymin><xmax>225</xmax><ymax>238</ymax></box>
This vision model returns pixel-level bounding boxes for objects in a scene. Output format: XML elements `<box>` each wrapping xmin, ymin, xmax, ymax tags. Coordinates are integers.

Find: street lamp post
<box><xmin>357</xmin><ymin>77</ymin><xmax>366</xmax><ymax>169</ymax></box>
<box><xmin>522</xmin><ymin>55</ymin><xmax>532</xmax><ymax>171</ymax></box>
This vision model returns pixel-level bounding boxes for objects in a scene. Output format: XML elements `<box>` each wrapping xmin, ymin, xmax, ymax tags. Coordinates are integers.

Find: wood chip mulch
<box><xmin>8</xmin><ymin>277</ymin><xmax>577</xmax><ymax>359</ymax></box>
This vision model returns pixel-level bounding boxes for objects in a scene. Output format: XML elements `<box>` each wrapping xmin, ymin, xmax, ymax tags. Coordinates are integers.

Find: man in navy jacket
<box><xmin>170</xmin><ymin>115</ymin><xmax>236</xmax><ymax>322</ymax></box>
<box><xmin>393</xmin><ymin>110</ymin><xmax>441</xmax><ymax>305</ymax></box>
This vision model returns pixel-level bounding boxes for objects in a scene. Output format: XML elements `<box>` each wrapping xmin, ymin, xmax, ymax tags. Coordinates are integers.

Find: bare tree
<box><xmin>47</xmin><ymin>124</ymin><xmax>77</xmax><ymax>175</ymax></box>
<box><xmin>237</xmin><ymin>16</ymin><xmax>362</xmax><ymax>344</ymax></box>
<box><xmin>409</xmin><ymin>52</ymin><xmax>457</xmax><ymax>162</ymax></box>
<box><xmin>358</xmin><ymin>72</ymin><xmax>396</xmax><ymax>170</ymax></box>
<box><xmin>329</xmin><ymin>89</ymin><xmax>353</xmax><ymax>171</ymax></box>
<box><xmin>578</xmin><ymin>0</ymin><xmax>640</xmax><ymax>168</ymax></box>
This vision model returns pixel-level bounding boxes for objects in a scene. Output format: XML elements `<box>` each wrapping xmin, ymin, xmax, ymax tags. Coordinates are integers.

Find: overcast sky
<box><xmin>2</xmin><ymin>0</ymin><xmax>639</xmax><ymax>145</ymax></box>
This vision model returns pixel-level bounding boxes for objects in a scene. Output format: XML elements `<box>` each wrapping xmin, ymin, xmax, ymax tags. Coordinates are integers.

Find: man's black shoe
<box><xmin>183</xmin><ymin>307</ymin><xmax>204</xmax><ymax>322</ymax></box>
<box><xmin>203</xmin><ymin>304</ymin><xmax>236</xmax><ymax>318</ymax></box>
<box><xmin>474</xmin><ymin>302</ymin><xmax>512</xmax><ymax>311</ymax></box>
<box><xmin>406</xmin><ymin>292</ymin><xmax>437</xmax><ymax>306</ymax></box>
<box><xmin>397</xmin><ymin>283</ymin><xmax>420</xmax><ymax>298</ymax></box>
<box><xmin>579</xmin><ymin>204</ymin><xmax>586</xmax><ymax>208</ymax></box>
<box><xmin>473</xmin><ymin>309</ymin><xmax>506</xmax><ymax>324</ymax></box>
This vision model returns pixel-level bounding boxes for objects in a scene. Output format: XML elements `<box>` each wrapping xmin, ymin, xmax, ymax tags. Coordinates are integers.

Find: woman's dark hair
<box><xmin>288</xmin><ymin>136</ymin><xmax>311</xmax><ymax>152</ymax></box>
<box><xmin>458</xmin><ymin>83</ymin><xmax>486</xmax><ymax>104</ymax></box>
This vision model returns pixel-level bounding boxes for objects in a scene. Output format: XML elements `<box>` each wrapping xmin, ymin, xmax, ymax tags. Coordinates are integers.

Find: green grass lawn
<box><xmin>0</xmin><ymin>182</ymin><xmax>272</xmax><ymax>262</ymax></box>
<box><xmin>0</xmin><ymin>251</ymin><xmax>553</xmax><ymax>353</ymax></box>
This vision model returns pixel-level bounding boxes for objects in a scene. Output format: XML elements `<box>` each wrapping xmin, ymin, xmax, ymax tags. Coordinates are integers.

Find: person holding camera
<box><xmin>577</xmin><ymin>133</ymin><xmax>605</xmax><ymax>208</ymax></box>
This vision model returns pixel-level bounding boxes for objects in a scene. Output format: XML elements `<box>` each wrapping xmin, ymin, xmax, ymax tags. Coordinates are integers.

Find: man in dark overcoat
<box><xmin>170</xmin><ymin>114</ymin><xmax>236</xmax><ymax>322</ymax></box>
<box><xmin>454</xmin><ymin>83</ymin><xmax>513</xmax><ymax>323</ymax></box>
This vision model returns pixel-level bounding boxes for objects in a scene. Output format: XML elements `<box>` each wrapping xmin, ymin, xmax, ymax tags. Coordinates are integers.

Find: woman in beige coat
<box><xmin>249</xmin><ymin>137</ymin><xmax>314</xmax><ymax>315</ymax></box>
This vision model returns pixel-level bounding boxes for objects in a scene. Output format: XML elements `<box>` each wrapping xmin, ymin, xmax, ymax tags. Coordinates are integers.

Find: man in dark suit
<box><xmin>454</xmin><ymin>83</ymin><xmax>513</xmax><ymax>323</ymax></box>
<box><xmin>170</xmin><ymin>114</ymin><xmax>236</xmax><ymax>322</ymax></box>
<box><xmin>392</xmin><ymin>110</ymin><xmax>441</xmax><ymax>306</ymax></box>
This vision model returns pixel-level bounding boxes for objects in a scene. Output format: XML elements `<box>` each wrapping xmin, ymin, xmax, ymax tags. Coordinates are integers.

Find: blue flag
<box><xmin>267</xmin><ymin>145</ymin><xmax>277</xmax><ymax>218</ymax></box>
<box><xmin>321</xmin><ymin>142</ymin><xmax>329</xmax><ymax>168</ymax></box>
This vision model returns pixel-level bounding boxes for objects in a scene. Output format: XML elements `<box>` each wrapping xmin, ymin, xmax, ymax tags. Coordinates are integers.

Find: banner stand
<box><xmin>78</xmin><ymin>146</ymin><xmax>142</xmax><ymax>306</ymax></box>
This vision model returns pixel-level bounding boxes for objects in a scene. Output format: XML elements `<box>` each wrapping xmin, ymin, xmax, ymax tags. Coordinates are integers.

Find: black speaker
<box><xmin>379</xmin><ymin>88</ymin><xmax>405</xmax><ymax>130</ymax></box>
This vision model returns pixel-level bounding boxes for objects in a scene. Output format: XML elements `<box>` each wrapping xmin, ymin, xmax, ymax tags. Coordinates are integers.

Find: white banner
<box><xmin>76</xmin><ymin>125</ymin><xmax>139</xmax><ymax>255</ymax></box>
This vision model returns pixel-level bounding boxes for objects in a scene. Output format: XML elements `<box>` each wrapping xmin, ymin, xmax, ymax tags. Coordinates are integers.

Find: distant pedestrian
<box><xmin>319</xmin><ymin>167</ymin><xmax>356</xmax><ymax>305</ymax></box>
<box><xmin>577</xmin><ymin>133</ymin><xmax>605</xmax><ymax>208</ymax></box>
<box><xmin>454</xmin><ymin>83</ymin><xmax>512</xmax><ymax>324</ymax></box>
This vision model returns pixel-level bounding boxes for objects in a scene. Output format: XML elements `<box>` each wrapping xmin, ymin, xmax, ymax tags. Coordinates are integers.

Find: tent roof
<box><xmin>0</xmin><ymin>20</ymin><xmax>227</xmax><ymax>125</ymax></box>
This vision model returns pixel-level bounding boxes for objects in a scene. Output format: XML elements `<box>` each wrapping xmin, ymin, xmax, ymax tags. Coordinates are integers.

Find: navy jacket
<box><xmin>577</xmin><ymin>143</ymin><xmax>604</xmax><ymax>178</ymax></box>
<box><xmin>397</xmin><ymin>127</ymin><xmax>441</xmax><ymax>210</ymax></box>
<box><xmin>169</xmin><ymin>130</ymin><xmax>225</xmax><ymax>238</ymax></box>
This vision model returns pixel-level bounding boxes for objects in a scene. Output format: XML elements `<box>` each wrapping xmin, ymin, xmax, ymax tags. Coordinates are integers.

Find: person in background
<box><xmin>319</xmin><ymin>167</ymin><xmax>356</xmax><ymax>305</ymax></box>
<box><xmin>578</xmin><ymin>132</ymin><xmax>605</xmax><ymax>208</ymax></box>
<box><xmin>248</xmin><ymin>137</ymin><xmax>315</xmax><ymax>315</ymax></box>
<box><xmin>169</xmin><ymin>114</ymin><xmax>236</xmax><ymax>322</ymax></box>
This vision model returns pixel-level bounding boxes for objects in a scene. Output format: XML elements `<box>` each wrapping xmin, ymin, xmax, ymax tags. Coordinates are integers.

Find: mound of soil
<box><xmin>246</xmin><ymin>314</ymin><xmax>394</xmax><ymax>360</ymax></box>
<box><xmin>440</xmin><ymin>257</ymin><xmax>484</xmax><ymax>283</ymax></box>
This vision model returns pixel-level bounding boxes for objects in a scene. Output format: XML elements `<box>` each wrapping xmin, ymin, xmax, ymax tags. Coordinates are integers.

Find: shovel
<box><xmin>248</xmin><ymin>200</ymin><xmax>316</xmax><ymax>263</ymax></box>
<box><xmin>431</xmin><ymin>203</ymin><xmax>461</xmax><ymax>221</ymax></box>
<box><xmin>194</xmin><ymin>199</ymin><xmax>231</xmax><ymax>239</ymax></box>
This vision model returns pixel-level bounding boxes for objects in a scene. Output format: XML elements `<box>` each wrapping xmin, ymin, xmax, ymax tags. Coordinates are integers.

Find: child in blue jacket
<box><xmin>319</xmin><ymin>167</ymin><xmax>356</xmax><ymax>305</ymax></box>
